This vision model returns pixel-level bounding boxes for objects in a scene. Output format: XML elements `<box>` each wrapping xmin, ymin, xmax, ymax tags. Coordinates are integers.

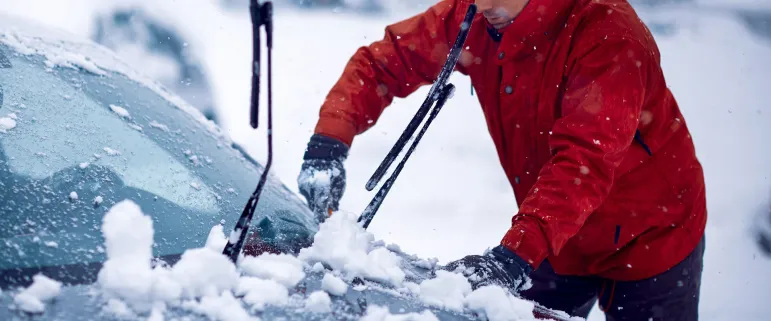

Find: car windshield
<box><xmin>0</xmin><ymin>44</ymin><xmax>316</xmax><ymax>282</ymax></box>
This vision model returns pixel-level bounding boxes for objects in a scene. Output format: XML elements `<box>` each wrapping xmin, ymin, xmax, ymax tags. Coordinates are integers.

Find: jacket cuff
<box><xmin>303</xmin><ymin>134</ymin><xmax>349</xmax><ymax>161</ymax></box>
<box><xmin>314</xmin><ymin>116</ymin><xmax>358</xmax><ymax>147</ymax></box>
<box><xmin>490</xmin><ymin>245</ymin><xmax>533</xmax><ymax>275</ymax></box>
<box><xmin>500</xmin><ymin>216</ymin><xmax>550</xmax><ymax>269</ymax></box>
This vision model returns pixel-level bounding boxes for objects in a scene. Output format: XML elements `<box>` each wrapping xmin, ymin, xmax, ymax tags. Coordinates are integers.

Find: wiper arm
<box><xmin>358</xmin><ymin>4</ymin><xmax>477</xmax><ymax>229</ymax></box>
<box><xmin>223</xmin><ymin>0</ymin><xmax>273</xmax><ymax>264</ymax></box>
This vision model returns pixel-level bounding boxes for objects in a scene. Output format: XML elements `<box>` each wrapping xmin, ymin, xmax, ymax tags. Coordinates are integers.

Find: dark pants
<box><xmin>521</xmin><ymin>237</ymin><xmax>705</xmax><ymax>321</ymax></box>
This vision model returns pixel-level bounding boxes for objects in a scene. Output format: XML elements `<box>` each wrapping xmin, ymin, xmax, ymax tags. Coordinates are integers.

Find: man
<box><xmin>298</xmin><ymin>0</ymin><xmax>707</xmax><ymax>320</ymax></box>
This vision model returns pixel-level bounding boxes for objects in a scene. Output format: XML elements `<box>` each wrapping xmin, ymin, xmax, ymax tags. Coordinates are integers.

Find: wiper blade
<box><xmin>364</xmin><ymin>4</ymin><xmax>477</xmax><ymax>191</ymax></box>
<box><xmin>223</xmin><ymin>0</ymin><xmax>273</xmax><ymax>264</ymax></box>
<box><xmin>358</xmin><ymin>3</ymin><xmax>477</xmax><ymax>229</ymax></box>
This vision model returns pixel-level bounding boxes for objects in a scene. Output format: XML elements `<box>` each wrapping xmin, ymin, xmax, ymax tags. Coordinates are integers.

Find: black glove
<box><xmin>443</xmin><ymin>245</ymin><xmax>533</xmax><ymax>293</ymax></box>
<box><xmin>297</xmin><ymin>134</ymin><xmax>349</xmax><ymax>223</ymax></box>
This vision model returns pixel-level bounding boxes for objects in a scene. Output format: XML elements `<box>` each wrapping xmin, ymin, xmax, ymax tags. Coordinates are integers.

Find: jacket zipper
<box><xmin>496</xmin><ymin>65</ymin><xmax>510</xmax><ymax>178</ymax></box>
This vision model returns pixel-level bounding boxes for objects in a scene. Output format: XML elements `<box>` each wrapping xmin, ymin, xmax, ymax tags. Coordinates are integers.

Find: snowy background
<box><xmin>2</xmin><ymin>0</ymin><xmax>770</xmax><ymax>320</ymax></box>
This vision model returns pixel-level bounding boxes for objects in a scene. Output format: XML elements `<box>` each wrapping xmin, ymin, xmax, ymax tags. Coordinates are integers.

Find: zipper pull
<box><xmin>471</xmin><ymin>83</ymin><xmax>474</xmax><ymax>96</ymax></box>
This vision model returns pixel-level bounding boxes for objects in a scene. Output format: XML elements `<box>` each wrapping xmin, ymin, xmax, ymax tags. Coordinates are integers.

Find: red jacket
<box><xmin>314</xmin><ymin>0</ymin><xmax>707</xmax><ymax>281</ymax></box>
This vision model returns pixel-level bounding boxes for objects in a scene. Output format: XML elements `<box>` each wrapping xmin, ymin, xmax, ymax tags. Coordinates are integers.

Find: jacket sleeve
<box><xmin>313</xmin><ymin>0</ymin><xmax>466</xmax><ymax>146</ymax></box>
<box><xmin>500</xmin><ymin>37</ymin><xmax>653</xmax><ymax>268</ymax></box>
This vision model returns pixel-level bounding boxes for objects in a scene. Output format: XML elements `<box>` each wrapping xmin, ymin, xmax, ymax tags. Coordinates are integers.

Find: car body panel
<box><xmin>0</xmin><ymin>13</ymin><xmax>316</xmax><ymax>286</ymax></box>
<box><xmin>0</xmin><ymin>261</ymin><xmax>479</xmax><ymax>321</ymax></box>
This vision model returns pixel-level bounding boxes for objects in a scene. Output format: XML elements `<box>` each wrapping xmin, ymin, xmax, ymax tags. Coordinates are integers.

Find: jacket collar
<box><xmin>490</xmin><ymin>0</ymin><xmax>575</xmax><ymax>63</ymax></box>
<box><xmin>486</xmin><ymin>22</ymin><xmax>503</xmax><ymax>42</ymax></box>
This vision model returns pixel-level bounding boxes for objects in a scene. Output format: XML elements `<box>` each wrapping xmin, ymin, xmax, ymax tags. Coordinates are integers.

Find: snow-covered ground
<box><xmin>2</xmin><ymin>1</ymin><xmax>770</xmax><ymax>320</ymax></box>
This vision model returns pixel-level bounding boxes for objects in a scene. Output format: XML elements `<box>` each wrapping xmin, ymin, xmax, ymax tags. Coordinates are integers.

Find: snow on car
<box><xmin>0</xmin><ymin>12</ymin><xmax>558</xmax><ymax>321</ymax></box>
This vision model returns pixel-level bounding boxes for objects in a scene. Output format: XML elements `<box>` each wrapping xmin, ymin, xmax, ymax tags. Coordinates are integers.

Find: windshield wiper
<box><xmin>357</xmin><ymin>4</ymin><xmax>477</xmax><ymax>229</ymax></box>
<box><xmin>223</xmin><ymin>0</ymin><xmax>273</xmax><ymax>263</ymax></box>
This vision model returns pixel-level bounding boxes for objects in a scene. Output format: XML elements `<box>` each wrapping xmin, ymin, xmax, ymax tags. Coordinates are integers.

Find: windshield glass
<box><xmin>0</xmin><ymin>44</ymin><xmax>315</xmax><ymax>278</ymax></box>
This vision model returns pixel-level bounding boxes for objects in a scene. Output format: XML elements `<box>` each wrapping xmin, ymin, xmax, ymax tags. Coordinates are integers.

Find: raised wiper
<box><xmin>358</xmin><ymin>4</ymin><xmax>477</xmax><ymax>229</ymax></box>
<box><xmin>222</xmin><ymin>0</ymin><xmax>273</xmax><ymax>263</ymax></box>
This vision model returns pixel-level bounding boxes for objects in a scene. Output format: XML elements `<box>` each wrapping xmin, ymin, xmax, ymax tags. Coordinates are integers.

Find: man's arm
<box><xmin>500</xmin><ymin>37</ymin><xmax>653</xmax><ymax>268</ymax></box>
<box><xmin>313</xmin><ymin>0</ymin><xmax>466</xmax><ymax>147</ymax></box>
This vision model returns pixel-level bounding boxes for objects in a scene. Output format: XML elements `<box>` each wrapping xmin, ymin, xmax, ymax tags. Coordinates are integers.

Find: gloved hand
<box><xmin>297</xmin><ymin>134</ymin><xmax>349</xmax><ymax>223</ymax></box>
<box><xmin>443</xmin><ymin>245</ymin><xmax>533</xmax><ymax>293</ymax></box>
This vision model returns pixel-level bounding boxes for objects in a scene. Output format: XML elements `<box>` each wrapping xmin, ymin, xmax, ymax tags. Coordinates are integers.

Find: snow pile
<box><xmin>12</xmin><ymin>274</ymin><xmax>62</xmax><ymax>314</ymax></box>
<box><xmin>298</xmin><ymin>211</ymin><xmax>406</xmax><ymax>287</ymax></box>
<box><xmin>9</xmin><ymin>198</ymin><xmax>539</xmax><ymax>320</ymax></box>
<box><xmin>418</xmin><ymin>270</ymin><xmax>471</xmax><ymax>312</ymax></box>
<box><xmin>96</xmin><ymin>200</ymin><xmax>244</xmax><ymax>318</ymax></box>
<box><xmin>205</xmin><ymin>224</ymin><xmax>228</xmax><ymax>251</ymax></box>
<box><xmin>234</xmin><ymin>277</ymin><xmax>288</xmax><ymax>311</ymax></box>
<box><xmin>239</xmin><ymin>253</ymin><xmax>306</xmax><ymax>288</ymax></box>
<box><xmin>96</xmin><ymin>200</ymin><xmax>172</xmax><ymax>313</ymax></box>
<box><xmin>168</xmin><ymin>247</ymin><xmax>240</xmax><ymax>299</ymax></box>
<box><xmin>361</xmin><ymin>305</ymin><xmax>440</xmax><ymax>321</ymax></box>
<box><xmin>321</xmin><ymin>273</ymin><xmax>348</xmax><ymax>296</ymax></box>
<box><xmin>291</xmin><ymin>210</ymin><xmax>535</xmax><ymax>320</ymax></box>
<box><xmin>304</xmin><ymin>291</ymin><xmax>332</xmax><ymax>313</ymax></box>
<box><xmin>180</xmin><ymin>291</ymin><xmax>258</xmax><ymax>321</ymax></box>
<box><xmin>93</xmin><ymin>200</ymin><xmax>317</xmax><ymax>320</ymax></box>
<box><xmin>465</xmin><ymin>286</ymin><xmax>537</xmax><ymax>321</ymax></box>
<box><xmin>411</xmin><ymin>270</ymin><xmax>536</xmax><ymax>321</ymax></box>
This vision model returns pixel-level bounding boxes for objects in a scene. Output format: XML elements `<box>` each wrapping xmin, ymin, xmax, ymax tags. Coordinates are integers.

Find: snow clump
<box><xmin>465</xmin><ymin>285</ymin><xmax>537</xmax><ymax>321</ymax></box>
<box><xmin>37</xmin><ymin>199</ymin><xmax>538</xmax><ymax>321</ymax></box>
<box><xmin>304</xmin><ymin>291</ymin><xmax>332</xmax><ymax>313</ymax></box>
<box><xmin>13</xmin><ymin>274</ymin><xmax>62</xmax><ymax>313</ymax></box>
<box><xmin>0</xmin><ymin>116</ymin><xmax>17</xmax><ymax>133</ymax></box>
<box><xmin>321</xmin><ymin>273</ymin><xmax>348</xmax><ymax>296</ymax></box>
<box><xmin>239</xmin><ymin>252</ymin><xmax>306</xmax><ymax>288</ymax></box>
<box><xmin>96</xmin><ymin>200</ymin><xmax>242</xmax><ymax>316</ymax></box>
<box><xmin>109</xmin><ymin>104</ymin><xmax>131</xmax><ymax>118</ymax></box>
<box><xmin>360</xmin><ymin>305</ymin><xmax>439</xmax><ymax>321</ymax></box>
<box><xmin>92</xmin><ymin>200</ymin><xmax>306</xmax><ymax>320</ymax></box>
<box><xmin>414</xmin><ymin>269</ymin><xmax>538</xmax><ymax>321</ymax></box>
<box><xmin>103</xmin><ymin>147</ymin><xmax>120</xmax><ymax>156</ymax></box>
<box><xmin>235</xmin><ymin>277</ymin><xmax>288</xmax><ymax>311</ymax></box>
<box><xmin>298</xmin><ymin>210</ymin><xmax>406</xmax><ymax>287</ymax></box>
<box><xmin>418</xmin><ymin>270</ymin><xmax>472</xmax><ymax>312</ymax></box>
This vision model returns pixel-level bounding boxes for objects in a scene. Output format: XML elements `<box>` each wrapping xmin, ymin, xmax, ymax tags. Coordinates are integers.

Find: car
<box><xmin>90</xmin><ymin>6</ymin><xmax>220</xmax><ymax>124</ymax></box>
<box><xmin>755</xmin><ymin>188</ymin><xmax>771</xmax><ymax>256</ymax></box>
<box><xmin>733</xmin><ymin>8</ymin><xmax>771</xmax><ymax>43</ymax></box>
<box><xmin>0</xmin><ymin>12</ymin><xmax>562</xmax><ymax>321</ymax></box>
